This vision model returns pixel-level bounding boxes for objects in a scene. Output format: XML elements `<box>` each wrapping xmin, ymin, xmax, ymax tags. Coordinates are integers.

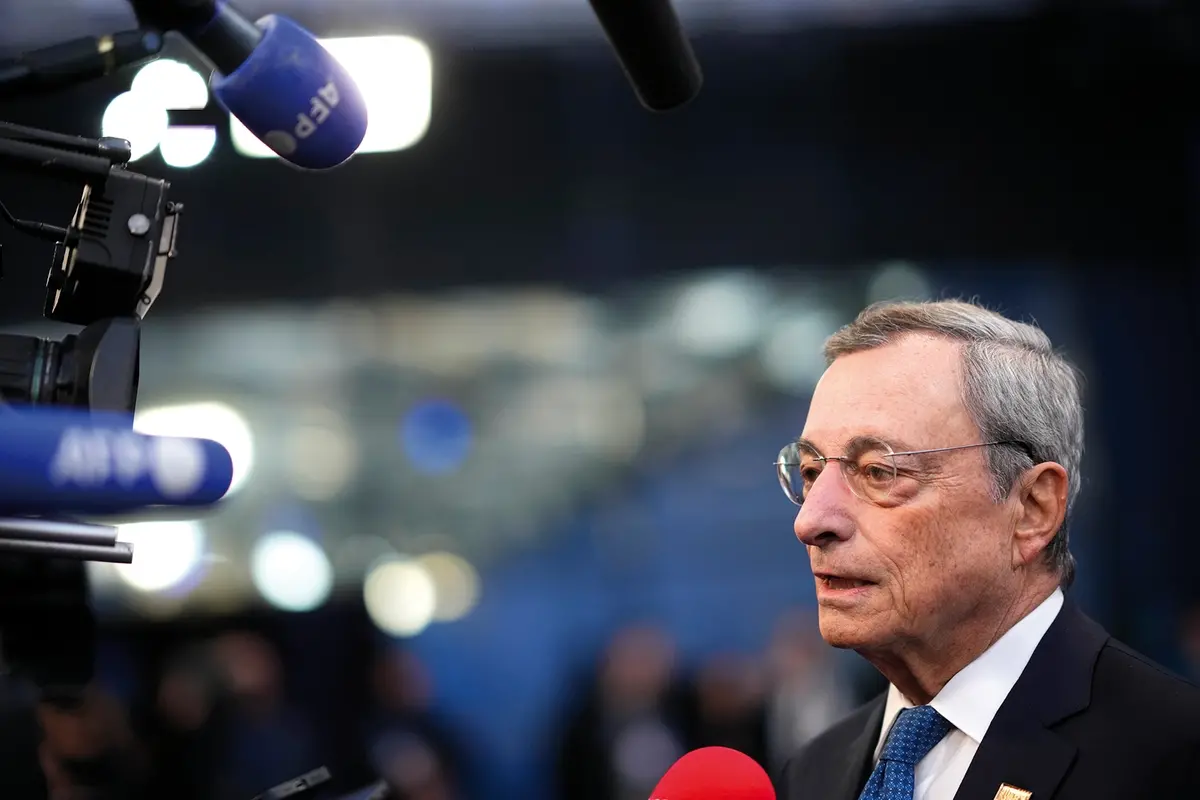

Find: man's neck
<box><xmin>860</xmin><ymin>582</ymin><xmax>1058</xmax><ymax>705</ymax></box>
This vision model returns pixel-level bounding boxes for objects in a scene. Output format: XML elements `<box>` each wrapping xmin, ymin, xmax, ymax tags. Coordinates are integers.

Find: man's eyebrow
<box><xmin>798</xmin><ymin>434</ymin><xmax>923</xmax><ymax>455</ymax></box>
<box><xmin>795</xmin><ymin>436</ymin><xmax>820</xmax><ymax>452</ymax></box>
<box><xmin>853</xmin><ymin>434</ymin><xmax>921</xmax><ymax>454</ymax></box>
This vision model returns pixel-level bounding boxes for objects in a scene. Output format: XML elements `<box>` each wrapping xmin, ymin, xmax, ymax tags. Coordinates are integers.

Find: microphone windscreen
<box><xmin>0</xmin><ymin>406</ymin><xmax>233</xmax><ymax>516</ymax></box>
<box><xmin>588</xmin><ymin>0</ymin><xmax>702</xmax><ymax>111</ymax></box>
<box><xmin>211</xmin><ymin>14</ymin><xmax>368</xmax><ymax>170</ymax></box>
<box><xmin>649</xmin><ymin>747</ymin><xmax>775</xmax><ymax>800</ymax></box>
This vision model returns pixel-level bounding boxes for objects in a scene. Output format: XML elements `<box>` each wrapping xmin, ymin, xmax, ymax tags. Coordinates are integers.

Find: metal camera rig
<box><xmin>0</xmin><ymin>119</ymin><xmax>180</xmax><ymax>706</ymax></box>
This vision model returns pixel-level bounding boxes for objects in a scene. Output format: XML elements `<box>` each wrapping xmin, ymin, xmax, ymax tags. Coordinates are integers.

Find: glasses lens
<box><xmin>776</xmin><ymin>443</ymin><xmax>824</xmax><ymax>506</ymax></box>
<box><xmin>776</xmin><ymin>445</ymin><xmax>799</xmax><ymax>505</ymax></box>
<box><xmin>843</xmin><ymin>444</ymin><xmax>898</xmax><ymax>503</ymax></box>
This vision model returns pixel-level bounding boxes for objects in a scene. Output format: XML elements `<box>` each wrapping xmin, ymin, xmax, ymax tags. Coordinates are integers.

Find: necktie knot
<box><xmin>879</xmin><ymin>705</ymin><xmax>952</xmax><ymax>767</ymax></box>
<box><xmin>856</xmin><ymin>705</ymin><xmax>953</xmax><ymax>800</ymax></box>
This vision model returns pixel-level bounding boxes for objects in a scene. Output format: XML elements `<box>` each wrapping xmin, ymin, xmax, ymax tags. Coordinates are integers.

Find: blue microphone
<box><xmin>128</xmin><ymin>0</ymin><xmax>368</xmax><ymax>170</ymax></box>
<box><xmin>0</xmin><ymin>406</ymin><xmax>233</xmax><ymax>517</ymax></box>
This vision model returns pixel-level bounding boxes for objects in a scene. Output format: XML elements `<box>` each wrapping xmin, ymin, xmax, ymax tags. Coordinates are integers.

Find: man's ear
<box><xmin>1011</xmin><ymin>462</ymin><xmax>1069</xmax><ymax>569</ymax></box>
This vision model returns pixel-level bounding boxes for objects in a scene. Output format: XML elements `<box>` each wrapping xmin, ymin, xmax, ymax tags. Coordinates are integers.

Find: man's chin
<box><xmin>817</xmin><ymin>610</ymin><xmax>878</xmax><ymax>650</ymax></box>
<box><xmin>820</xmin><ymin>630</ymin><xmax>870</xmax><ymax>650</ymax></box>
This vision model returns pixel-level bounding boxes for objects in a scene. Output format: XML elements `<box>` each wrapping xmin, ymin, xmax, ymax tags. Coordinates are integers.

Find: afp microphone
<box><xmin>0</xmin><ymin>406</ymin><xmax>233</xmax><ymax>516</ymax></box>
<box><xmin>588</xmin><ymin>0</ymin><xmax>703</xmax><ymax>112</ymax></box>
<box><xmin>649</xmin><ymin>747</ymin><xmax>775</xmax><ymax>800</ymax></box>
<box><xmin>128</xmin><ymin>0</ymin><xmax>368</xmax><ymax>170</ymax></box>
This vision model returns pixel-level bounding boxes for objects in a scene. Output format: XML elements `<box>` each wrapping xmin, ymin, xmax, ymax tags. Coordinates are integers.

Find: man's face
<box><xmin>795</xmin><ymin>333</ymin><xmax>1017</xmax><ymax>653</ymax></box>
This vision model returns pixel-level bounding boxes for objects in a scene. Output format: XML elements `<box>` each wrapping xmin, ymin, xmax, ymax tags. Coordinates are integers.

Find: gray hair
<box><xmin>823</xmin><ymin>299</ymin><xmax>1084</xmax><ymax>587</ymax></box>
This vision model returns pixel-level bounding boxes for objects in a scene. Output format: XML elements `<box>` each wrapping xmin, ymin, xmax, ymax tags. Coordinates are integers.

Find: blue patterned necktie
<box><xmin>857</xmin><ymin>705</ymin><xmax>953</xmax><ymax>800</ymax></box>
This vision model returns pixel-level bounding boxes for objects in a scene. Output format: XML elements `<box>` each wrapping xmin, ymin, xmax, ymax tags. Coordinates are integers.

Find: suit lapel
<box><xmin>952</xmin><ymin>722</ymin><xmax>1075</xmax><ymax>800</ymax></box>
<box><xmin>953</xmin><ymin>599</ymin><xmax>1109</xmax><ymax>800</ymax></box>
<box><xmin>816</xmin><ymin>695</ymin><xmax>885</xmax><ymax>800</ymax></box>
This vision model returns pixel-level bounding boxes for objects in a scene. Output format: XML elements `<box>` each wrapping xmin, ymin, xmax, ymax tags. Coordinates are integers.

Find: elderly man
<box><xmin>774</xmin><ymin>300</ymin><xmax>1199</xmax><ymax>800</ymax></box>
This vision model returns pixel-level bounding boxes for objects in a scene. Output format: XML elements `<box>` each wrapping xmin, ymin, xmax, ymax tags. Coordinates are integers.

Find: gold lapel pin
<box><xmin>992</xmin><ymin>784</ymin><xmax>1033</xmax><ymax>800</ymax></box>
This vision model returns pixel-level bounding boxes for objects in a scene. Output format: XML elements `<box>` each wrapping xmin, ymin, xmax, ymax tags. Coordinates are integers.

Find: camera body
<box><xmin>0</xmin><ymin>122</ymin><xmax>181</xmax><ymax>703</ymax></box>
<box><xmin>0</xmin><ymin>124</ymin><xmax>181</xmax><ymax>414</ymax></box>
<box><xmin>0</xmin><ymin>61</ymin><xmax>370</xmax><ymax>800</ymax></box>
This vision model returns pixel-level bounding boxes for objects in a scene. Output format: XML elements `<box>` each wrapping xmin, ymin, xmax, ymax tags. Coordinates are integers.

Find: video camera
<box><xmin>0</xmin><ymin>121</ymin><xmax>179</xmax><ymax>414</ymax></box>
<box><xmin>0</xmin><ymin>21</ymin><xmax>384</xmax><ymax>800</ymax></box>
<box><xmin>0</xmin><ymin>113</ymin><xmax>181</xmax><ymax>694</ymax></box>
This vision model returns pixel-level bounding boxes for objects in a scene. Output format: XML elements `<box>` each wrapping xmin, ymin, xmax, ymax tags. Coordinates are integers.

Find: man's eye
<box><xmin>860</xmin><ymin>463</ymin><xmax>894</xmax><ymax>484</ymax></box>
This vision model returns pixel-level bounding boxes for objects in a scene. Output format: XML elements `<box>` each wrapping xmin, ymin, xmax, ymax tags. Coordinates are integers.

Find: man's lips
<box><xmin>814</xmin><ymin>572</ymin><xmax>877</xmax><ymax>590</ymax></box>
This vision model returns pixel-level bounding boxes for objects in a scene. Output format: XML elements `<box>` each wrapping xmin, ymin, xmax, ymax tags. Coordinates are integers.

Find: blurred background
<box><xmin>0</xmin><ymin>0</ymin><xmax>1198</xmax><ymax>798</ymax></box>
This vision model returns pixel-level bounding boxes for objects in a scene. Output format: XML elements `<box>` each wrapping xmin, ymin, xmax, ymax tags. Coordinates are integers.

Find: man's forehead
<box><xmin>801</xmin><ymin>335</ymin><xmax>974</xmax><ymax>447</ymax></box>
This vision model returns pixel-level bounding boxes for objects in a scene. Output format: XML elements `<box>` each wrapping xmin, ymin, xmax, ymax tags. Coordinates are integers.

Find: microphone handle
<box><xmin>186</xmin><ymin>2</ymin><xmax>263</xmax><ymax>75</ymax></box>
<box><xmin>128</xmin><ymin>0</ymin><xmax>262</xmax><ymax>75</ymax></box>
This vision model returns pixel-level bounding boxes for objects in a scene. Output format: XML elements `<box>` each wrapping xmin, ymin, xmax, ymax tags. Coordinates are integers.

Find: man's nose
<box><xmin>793</xmin><ymin>467</ymin><xmax>855</xmax><ymax>548</ymax></box>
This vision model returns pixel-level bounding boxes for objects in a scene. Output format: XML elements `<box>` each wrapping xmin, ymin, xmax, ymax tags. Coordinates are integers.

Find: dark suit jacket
<box><xmin>775</xmin><ymin>601</ymin><xmax>1200</xmax><ymax>799</ymax></box>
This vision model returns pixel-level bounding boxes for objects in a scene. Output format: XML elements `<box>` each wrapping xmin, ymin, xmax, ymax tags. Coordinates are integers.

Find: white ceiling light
<box><xmin>101</xmin><ymin>58</ymin><xmax>217</xmax><ymax>168</ymax></box>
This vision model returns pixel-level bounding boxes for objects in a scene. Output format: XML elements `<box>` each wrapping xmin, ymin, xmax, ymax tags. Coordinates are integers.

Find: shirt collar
<box><xmin>874</xmin><ymin>588</ymin><xmax>1064</xmax><ymax>759</ymax></box>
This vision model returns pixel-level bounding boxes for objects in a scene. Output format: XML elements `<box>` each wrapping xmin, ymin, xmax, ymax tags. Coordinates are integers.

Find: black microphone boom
<box><xmin>0</xmin><ymin>31</ymin><xmax>163</xmax><ymax>99</ymax></box>
<box><xmin>587</xmin><ymin>0</ymin><xmax>703</xmax><ymax>112</ymax></box>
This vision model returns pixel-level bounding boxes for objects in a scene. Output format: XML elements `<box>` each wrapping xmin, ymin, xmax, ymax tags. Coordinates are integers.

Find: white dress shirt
<box><xmin>871</xmin><ymin>588</ymin><xmax>1064</xmax><ymax>800</ymax></box>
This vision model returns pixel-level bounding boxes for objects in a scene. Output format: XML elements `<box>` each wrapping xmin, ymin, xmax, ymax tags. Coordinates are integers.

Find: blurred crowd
<box><xmin>1</xmin><ymin>608</ymin><xmax>868</xmax><ymax>800</ymax></box>
<box><xmin>2</xmin><ymin>598</ymin><xmax>1198</xmax><ymax>800</ymax></box>
<box><xmin>4</xmin><ymin>631</ymin><xmax>467</xmax><ymax>800</ymax></box>
<box><xmin>551</xmin><ymin>612</ymin><xmax>867</xmax><ymax>800</ymax></box>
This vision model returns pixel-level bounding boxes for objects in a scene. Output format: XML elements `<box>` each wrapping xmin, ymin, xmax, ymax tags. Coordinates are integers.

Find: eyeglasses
<box><xmin>774</xmin><ymin>438</ymin><xmax>1028</xmax><ymax>508</ymax></box>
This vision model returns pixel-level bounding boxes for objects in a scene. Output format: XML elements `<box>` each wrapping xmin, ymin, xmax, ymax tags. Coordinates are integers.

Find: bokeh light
<box><xmin>363</xmin><ymin>556</ymin><xmax>437</xmax><ymax>637</ymax></box>
<box><xmin>115</xmin><ymin>519</ymin><xmax>205</xmax><ymax>593</ymax></box>
<box><xmin>134</xmin><ymin>402</ymin><xmax>255</xmax><ymax>496</ymax></box>
<box><xmin>400</xmin><ymin>399</ymin><xmax>473</xmax><ymax>475</ymax></box>
<box><xmin>250</xmin><ymin>531</ymin><xmax>334</xmax><ymax>612</ymax></box>
<box><xmin>415</xmin><ymin>551</ymin><xmax>482</xmax><ymax>622</ymax></box>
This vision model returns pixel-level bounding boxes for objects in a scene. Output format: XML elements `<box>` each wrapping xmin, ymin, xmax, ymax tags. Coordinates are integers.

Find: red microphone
<box><xmin>649</xmin><ymin>747</ymin><xmax>775</xmax><ymax>800</ymax></box>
